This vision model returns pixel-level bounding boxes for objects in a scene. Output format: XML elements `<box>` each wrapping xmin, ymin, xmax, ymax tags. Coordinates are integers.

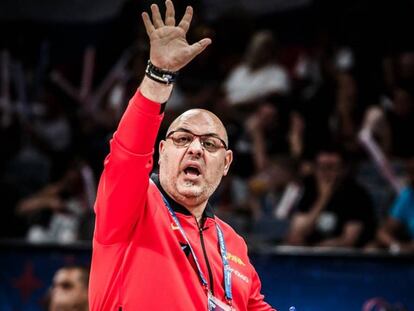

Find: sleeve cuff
<box><xmin>132</xmin><ymin>89</ymin><xmax>166</xmax><ymax>115</ymax></box>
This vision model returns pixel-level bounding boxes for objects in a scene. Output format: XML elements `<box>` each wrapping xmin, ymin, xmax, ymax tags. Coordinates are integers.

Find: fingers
<box><xmin>150</xmin><ymin>4</ymin><xmax>164</xmax><ymax>28</ymax></box>
<box><xmin>165</xmin><ymin>0</ymin><xmax>175</xmax><ymax>26</ymax></box>
<box><xmin>144</xmin><ymin>2</ymin><xmax>190</xmax><ymax>31</ymax></box>
<box><xmin>189</xmin><ymin>38</ymin><xmax>212</xmax><ymax>58</ymax></box>
<box><xmin>178</xmin><ymin>6</ymin><xmax>193</xmax><ymax>33</ymax></box>
<box><xmin>141</xmin><ymin>12</ymin><xmax>155</xmax><ymax>36</ymax></box>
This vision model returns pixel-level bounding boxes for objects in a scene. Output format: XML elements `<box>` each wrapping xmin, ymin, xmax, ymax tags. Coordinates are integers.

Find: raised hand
<box><xmin>141</xmin><ymin>1</ymin><xmax>211</xmax><ymax>72</ymax></box>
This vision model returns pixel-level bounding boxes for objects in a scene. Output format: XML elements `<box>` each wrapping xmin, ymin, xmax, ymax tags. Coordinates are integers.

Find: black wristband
<box><xmin>145</xmin><ymin>60</ymin><xmax>178</xmax><ymax>85</ymax></box>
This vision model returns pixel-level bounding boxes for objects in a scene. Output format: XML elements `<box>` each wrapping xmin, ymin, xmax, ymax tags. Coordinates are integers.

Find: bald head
<box><xmin>158</xmin><ymin>108</ymin><xmax>233</xmax><ymax>215</ymax></box>
<box><xmin>167</xmin><ymin>109</ymin><xmax>228</xmax><ymax>147</ymax></box>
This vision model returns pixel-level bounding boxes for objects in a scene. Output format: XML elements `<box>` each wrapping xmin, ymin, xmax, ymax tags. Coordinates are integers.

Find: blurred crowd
<box><xmin>1</xmin><ymin>0</ymin><xmax>414</xmax><ymax>254</ymax></box>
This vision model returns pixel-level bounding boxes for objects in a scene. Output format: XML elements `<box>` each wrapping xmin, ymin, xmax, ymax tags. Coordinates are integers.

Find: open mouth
<box><xmin>184</xmin><ymin>166</ymin><xmax>201</xmax><ymax>176</ymax></box>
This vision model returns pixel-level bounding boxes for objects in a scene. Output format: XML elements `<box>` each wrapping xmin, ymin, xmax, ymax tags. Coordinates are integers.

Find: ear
<box><xmin>223</xmin><ymin>150</ymin><xmax>233</xmax><ymax>176</ymax></box>
<box><xmin>158</xmin><ymin>140</ymin><xmax>166</xmax><ymax>165</ymax></box>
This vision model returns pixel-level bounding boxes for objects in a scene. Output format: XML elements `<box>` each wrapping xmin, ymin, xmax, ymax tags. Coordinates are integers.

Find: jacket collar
<box><xmin>151</xmin><ymin>174</ymin><xmax>215</xmax><ymax>219</ymax></box>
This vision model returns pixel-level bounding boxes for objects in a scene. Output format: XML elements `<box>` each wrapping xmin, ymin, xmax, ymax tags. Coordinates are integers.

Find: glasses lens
<box><xmin>168</xmin><ymin>131</ymin><xmax>226</xmax><ymax>152</ymax></box>
<box><xmin>201</xmin><ymin>137</ymin><xmax>221</xmax><ymax>152</ymax></box>
<box><xmin>171</xmin><ymin>132</ymin><xmax>194</xmax><ymax>146</ymax></box>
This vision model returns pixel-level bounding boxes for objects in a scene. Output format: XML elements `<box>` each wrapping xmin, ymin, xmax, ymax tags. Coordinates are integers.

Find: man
<box><xmin>49</xmin><ymin>266</ymin><xmax>89</xmax><ymax>311</ymax></box>
<box><xmin>89</xmin><ymin>1</ymin><xmax>275</xmax><ymax>310</ymax></box>
<box><xmin>286</xmin><ymin>148</ymin><xmax>376</xmax><ymax>247</ymax></box>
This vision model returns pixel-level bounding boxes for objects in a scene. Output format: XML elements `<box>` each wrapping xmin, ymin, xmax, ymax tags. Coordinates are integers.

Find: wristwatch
<box><xmin>145</xmin><ymin>60</ymin><xmax>178</xmax><ymax>85</ymax></box>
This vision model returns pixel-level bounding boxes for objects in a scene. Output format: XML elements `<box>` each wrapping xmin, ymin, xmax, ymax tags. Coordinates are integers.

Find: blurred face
<box><xmin>398</xmin><ymin>52</ymin><xmax>414</xmax><ymax>79</ymax></box>
<box><xmin>245</xmin><ymin>31</ymin><xmax>275</xmax><ymax>67</ymax></box>
<box><xmin>268</xmin><ymin>164</ymin><xmax>293</xmax><ymax>190</ymax></box>
<box><xmin>315</xmin><ymin>152</ymin><xmax>343</xmax><ymax>183</ymax></box>
<box><xmin>49</xmin><ymin>268</ymin><xmax>88</xmax><ymax>311</ymax></box>
<box><xmin>159</xmin><ymin>109</ymin><xmax>233</xmax><ymax>208</ymax></box>
<box><xmin>393</xmin><ymin>88</ymin><xmax>413</xmax><ymax>117</ymax></box>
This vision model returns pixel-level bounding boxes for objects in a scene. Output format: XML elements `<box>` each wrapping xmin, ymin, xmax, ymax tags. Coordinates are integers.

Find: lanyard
<box><xmin>161</xmin><ymin>195</ymin><xmax>233</xmax><ymax>303</ymax></box>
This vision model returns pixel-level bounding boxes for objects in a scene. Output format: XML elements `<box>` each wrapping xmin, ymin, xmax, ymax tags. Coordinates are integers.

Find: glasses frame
<box><xmin>166</xmin><ymin>129</ymin><xmax>228</xmax><ymax>152</ymax></box>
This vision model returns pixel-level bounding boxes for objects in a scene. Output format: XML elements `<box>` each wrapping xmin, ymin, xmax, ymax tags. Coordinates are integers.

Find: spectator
<box><xmin>383</xmin><ymin>51</ymin><xmax>414</xmax><ymax>94</ymax></box>
<box><xmin>376</xmin><ymin>157</ymin><xmax>414</xmax><ymax>253</ymax></box>
<box><xmin>291</xmin><ymin>31</ymin><xmax>337</xmax><ymax>159</ymax></box>
<box><xmin>248</xmin><ymin>155</ymin><xmax>301</xmax><ymax>243</ymax></box>
<box><xmin>384</xmin><ymin>85</ymin><xmax>414</xmax><ymax>158</ymax></box>
<box><xmin>286</xmin><ymin>147</ymin><xmax>376</xmax><ymax>247</ymax></box>
<box><xmin>214</xmin><ymin>102</ymin><xmax>301</xmax><ymax>239</ymax></box>
<box><xmin>29</xmin><ymin>87</ymin><xmax>73</xmax><ymax>180</ymax></box>
<box><xmin>244</xmin><ymin>102</ymin><xmax>290</xmax><ymax>171</ymax></box>
<box><xmin>16</xmin><ymin>160</ymin><xmax>95</xmax><ymax>243</ymax></box>
<box><xmin>331</xmin><ymin>70</ymin><xmax>363</xmax><ymax>154</ymax></box>
<box><xmin>224</xmin><ymin>30</ymin><xmax>290</xmax><ymax>107</ymax></box>
<box><xmin>362</xmin><ymin>85</ymin><xmax>414</xmax><ymax>159</ymax></box>
<box><xmin>48</xmin><ymin>266</ymin><xmax>89</xmax><ymax>311</ymax></box>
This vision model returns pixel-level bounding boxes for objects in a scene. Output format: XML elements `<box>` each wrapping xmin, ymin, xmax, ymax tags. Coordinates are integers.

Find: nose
<box><xmin>186</xmin><ymin>137</ymin><xmax>204</xmax><ymax>156</ymax></box>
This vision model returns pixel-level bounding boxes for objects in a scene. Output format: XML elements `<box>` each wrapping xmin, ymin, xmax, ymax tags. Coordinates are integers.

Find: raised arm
<box><xmin>94</xmin><ymin>1</ymin><xmax>211</xmax><ymax>244</ymax></box>
<box><xmin>358</xmin><ymin>106</ymin><xmax>403</xmax><ymax>193</ymax></box>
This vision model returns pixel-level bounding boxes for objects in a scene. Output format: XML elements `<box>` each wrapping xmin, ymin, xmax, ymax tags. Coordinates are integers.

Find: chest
<box><xmin>133</xmin><ymin>192</ymin><xmax>252</xmax><ymax>308</ymax></box>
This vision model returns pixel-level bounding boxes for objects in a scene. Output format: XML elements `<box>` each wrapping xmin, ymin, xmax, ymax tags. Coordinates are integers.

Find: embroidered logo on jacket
<box><xmin>226</xmin><ymin>252</ymin><xmax>245</xmax><ymax>266</ymax></box>
<box><xmin>229</xmin><ymin>267</ymin><xmax>250</xmax><ymax>283</ymax></box>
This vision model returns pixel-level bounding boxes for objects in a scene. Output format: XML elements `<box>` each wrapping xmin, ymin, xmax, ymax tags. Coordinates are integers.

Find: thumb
<box><xmin>189</xmin><ymin>38</ymin><xmax>212</xmax><ymax>58</ymax></box>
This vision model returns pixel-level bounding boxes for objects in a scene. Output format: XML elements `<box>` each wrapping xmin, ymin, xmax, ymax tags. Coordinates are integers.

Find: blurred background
<box><xmin>1</xmin><ymin>0</ymin><xmax>414</xmax><ymax>310</ymax></box>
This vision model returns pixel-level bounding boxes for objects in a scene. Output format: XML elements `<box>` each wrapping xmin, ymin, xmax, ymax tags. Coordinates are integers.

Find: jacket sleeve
<box><xmin>247</xmin><ymin>264</ymin><xmax>277</xmax><ymax>311</ymax></box>
<box><xmin>93</xmin><ymin>89</ymin><xmax>164</xmax><ymax>244</ymax></box>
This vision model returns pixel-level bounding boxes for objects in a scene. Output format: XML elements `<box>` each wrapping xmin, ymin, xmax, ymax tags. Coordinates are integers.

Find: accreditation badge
<box><xmin>207</xmin><ymin>291</ymin><xmax>234</xmax><ymax>311</ymax></box>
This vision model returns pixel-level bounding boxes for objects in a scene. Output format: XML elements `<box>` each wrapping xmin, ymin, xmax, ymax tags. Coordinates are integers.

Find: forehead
<box><xmin>169</xmin><ymin>110</ymin><xmax>226</xmax><ymax>137</ymax></box>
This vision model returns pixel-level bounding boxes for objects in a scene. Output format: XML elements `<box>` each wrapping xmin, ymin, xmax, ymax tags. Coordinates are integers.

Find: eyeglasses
<box><xmin>166</xmin><ymin>130</ymin><xmax>228</xmax><ymax>153</ymax></box>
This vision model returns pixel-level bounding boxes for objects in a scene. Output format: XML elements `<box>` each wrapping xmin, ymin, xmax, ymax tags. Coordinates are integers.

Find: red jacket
<box><xmin>89</xmin><ymin>89</ymin><xmax>275</xmax><ymax>310</ymax></box>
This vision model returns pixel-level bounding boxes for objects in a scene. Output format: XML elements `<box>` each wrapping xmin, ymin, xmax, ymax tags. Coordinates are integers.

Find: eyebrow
<box><xmin>167</xmin><ymin>127</ymin><xmax>224</xmax><ymax>140</ymax></box>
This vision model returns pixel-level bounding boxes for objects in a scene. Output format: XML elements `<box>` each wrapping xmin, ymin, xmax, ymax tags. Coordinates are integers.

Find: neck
<box><xmin>158</xmin><ymin>176</ymin><xmax>209</xmax><ymax>223</ymax></box>
<box><xmin>187</xmin><ymin>204</ymin><xmax>205</xmax><ymax>224</ymax></box>
<box><xmin>175</xmin><ymin>196</ymin><xmax>207</xmax><ymax>224</ymax></box>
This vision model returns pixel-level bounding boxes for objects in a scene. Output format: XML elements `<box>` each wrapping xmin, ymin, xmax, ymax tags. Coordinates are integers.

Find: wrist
<box><xmin>145</xmin><ymin>60</ymin><xmax>178</xmax><ymax>85</ymax></box>
<box><xmin>140</xmin><ymin>76</ymin><xmax>173</xmax><ymax>104</ymax></box>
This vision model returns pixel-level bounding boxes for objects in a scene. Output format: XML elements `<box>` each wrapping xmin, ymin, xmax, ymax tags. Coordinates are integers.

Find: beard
<box><xmin>161</xmin><ymin>173</ymin><xmax>215</xmax><ymax>208</ymax></box>
<box><xmin>176</xmin><ymin>179</ymin><xmax>205</xmax><ymax>199</ymax></box>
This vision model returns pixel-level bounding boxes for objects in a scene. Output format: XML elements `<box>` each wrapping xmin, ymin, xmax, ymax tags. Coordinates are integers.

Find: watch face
<box><xmin>145</xmin><ymin>61</ymin><xmax>177</xmax><ymax>84</ymax></box>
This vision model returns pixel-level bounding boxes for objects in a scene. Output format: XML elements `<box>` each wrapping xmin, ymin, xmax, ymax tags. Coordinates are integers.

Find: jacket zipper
<box><xmin>197</xmin><ymin>219</ymin><xmax>214</xmax><ymax>295</ymax></box>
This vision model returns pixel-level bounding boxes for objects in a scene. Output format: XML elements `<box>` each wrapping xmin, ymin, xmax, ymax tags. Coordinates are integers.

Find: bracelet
<box><xmin>145</xmin><ymin>60</ymin><xmax>178</xmax><ymax>85</ymax></box>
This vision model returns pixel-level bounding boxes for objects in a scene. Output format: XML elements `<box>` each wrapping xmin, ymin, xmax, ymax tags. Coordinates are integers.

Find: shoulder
<box><xmin>400</xmin><ymin>186</ymin><xmax>414</xmax><ymax>197</ymax></box>
<box><xmin>147</xmin><ymin>178</ymin><xmax>165</xmax><ymax>204</ymax></box>
<box><xmin>213</xmin><ymin>216</ymin><xmax>253</xmax><ymax>271</ymax></box>
<box><xmin>394</xmin><ymin>186</ymin><xmax>414</xmax><ymax>203</ymax></box>
<box><xmin>226</xmin><ymin>64</ymin><xmax>249</xmax><ymax>82</ymax></box>
<box><xmin>261</xmin><ymin>63</ymin><xmax>289</xmax><ymax>79</ymax></box>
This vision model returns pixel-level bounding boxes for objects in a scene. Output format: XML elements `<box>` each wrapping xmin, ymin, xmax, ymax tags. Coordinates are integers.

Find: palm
<box><xmin>142</xmin><ymin>1</ymin><xmax>211</xmax><ymax>72</ymax></box>
<box><xmin>150</xmin><ymin>27</ymin><xmax>191</xmax><ymax>71</ymax></box>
